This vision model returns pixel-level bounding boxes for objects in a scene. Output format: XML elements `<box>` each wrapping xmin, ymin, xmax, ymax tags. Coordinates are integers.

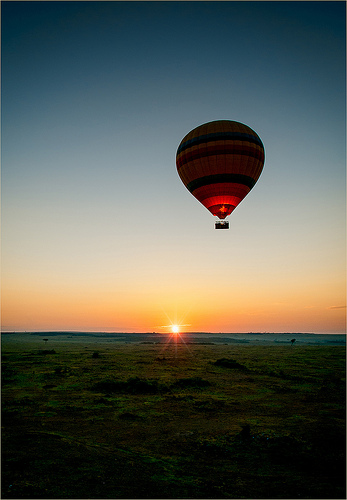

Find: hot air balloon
<box><xmin>176</xmin><ymin>120</ymin><xmax>265</xmax><ymax>229</ymax></box>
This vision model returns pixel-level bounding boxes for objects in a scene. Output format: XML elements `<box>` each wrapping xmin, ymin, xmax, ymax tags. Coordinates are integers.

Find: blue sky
<box><xmin>1</xmin><ymin>1</ymin><xmax>346</xmax><ymax>333</ymax></box>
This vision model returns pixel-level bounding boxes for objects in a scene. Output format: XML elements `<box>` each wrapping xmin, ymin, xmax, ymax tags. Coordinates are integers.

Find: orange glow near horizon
<box><xmin>1</xmin><ymin>284</ymin><xmax>345</xmax><ymax>334</ymax></box>
<box><xmin>1</xmin><ymin>255</ymin><xmax>345</xmax><ymax>334</ymax></box>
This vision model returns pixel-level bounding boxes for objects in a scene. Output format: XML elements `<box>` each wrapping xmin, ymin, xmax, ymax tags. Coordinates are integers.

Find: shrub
<box><xmin>125</xmin><ymin>377</ymin><xmax>161</xmax><ymax>394</ymax></box>
<box><xmin>213</xmin><ymin>358</ymin><xmax>249</xmax><ymax>371</ymax></box>
<box><xmin>118</xmin><ymin>412</ymin><xmax>142</xmax><ymax>420</ymax></box>
<box><xmin>171</xmin><ymin>377</ymin><xmax>211</xmax><ymax>389</ymax></box>
<box><xmin>91</xmin><ymin>377</ymin><xmax>167</xmax><ymax>394</ymax></box>
<box><xmin>54</xmin><ymin>367</ymin><xmax>69</xmax><ymax>376</ymax></box>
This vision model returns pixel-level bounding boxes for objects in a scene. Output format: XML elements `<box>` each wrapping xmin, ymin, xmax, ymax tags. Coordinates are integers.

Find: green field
<box><xmin>2</xmin><ymin>341</ymin><xmax>345</xmax><ymax>498</ymax></box>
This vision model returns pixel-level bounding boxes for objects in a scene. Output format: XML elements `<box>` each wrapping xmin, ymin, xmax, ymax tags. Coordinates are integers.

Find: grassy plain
<box><xmin>1</xmin><ymin>339</ymin><xmax>346</xmax><ymax>498</ymax></box>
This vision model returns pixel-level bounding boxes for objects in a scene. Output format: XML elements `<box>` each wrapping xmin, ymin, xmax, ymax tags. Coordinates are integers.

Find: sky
<box><xmin>1</xmin><ymin>1</ymin><xmax>346</xmax><ymax>334</ymax></box>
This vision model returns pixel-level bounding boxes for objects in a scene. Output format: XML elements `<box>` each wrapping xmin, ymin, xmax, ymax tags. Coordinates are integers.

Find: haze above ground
<box><xmin>1</xmin><ymin>1</ymin><xmax>346</xmax><ymax>334</ymax></box>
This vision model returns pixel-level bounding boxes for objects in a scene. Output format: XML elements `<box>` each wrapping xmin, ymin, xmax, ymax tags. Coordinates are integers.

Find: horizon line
<box><xmin>2</xmin><ymin>330</ymin><xmax>345</xmax><ymax>335</ymax></box>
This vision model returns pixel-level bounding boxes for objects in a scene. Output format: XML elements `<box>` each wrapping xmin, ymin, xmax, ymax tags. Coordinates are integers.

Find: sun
<box><xmin>171</xmin><ymin>325</ymin><xmax>180</xmax><ymax>334</ymax></box>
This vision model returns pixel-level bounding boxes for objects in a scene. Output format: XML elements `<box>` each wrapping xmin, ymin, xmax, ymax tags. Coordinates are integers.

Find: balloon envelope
<box><xmin>176</xmin><ymin>120</ymin><xmax>265</xmax><ymax>220</ymax></box>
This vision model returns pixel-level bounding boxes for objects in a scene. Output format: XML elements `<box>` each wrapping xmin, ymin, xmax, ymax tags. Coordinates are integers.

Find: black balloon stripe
<box><xmin>177</xmin><ymin>131</ymin><xmax>263</xmax><ymax>155</ymax></box>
